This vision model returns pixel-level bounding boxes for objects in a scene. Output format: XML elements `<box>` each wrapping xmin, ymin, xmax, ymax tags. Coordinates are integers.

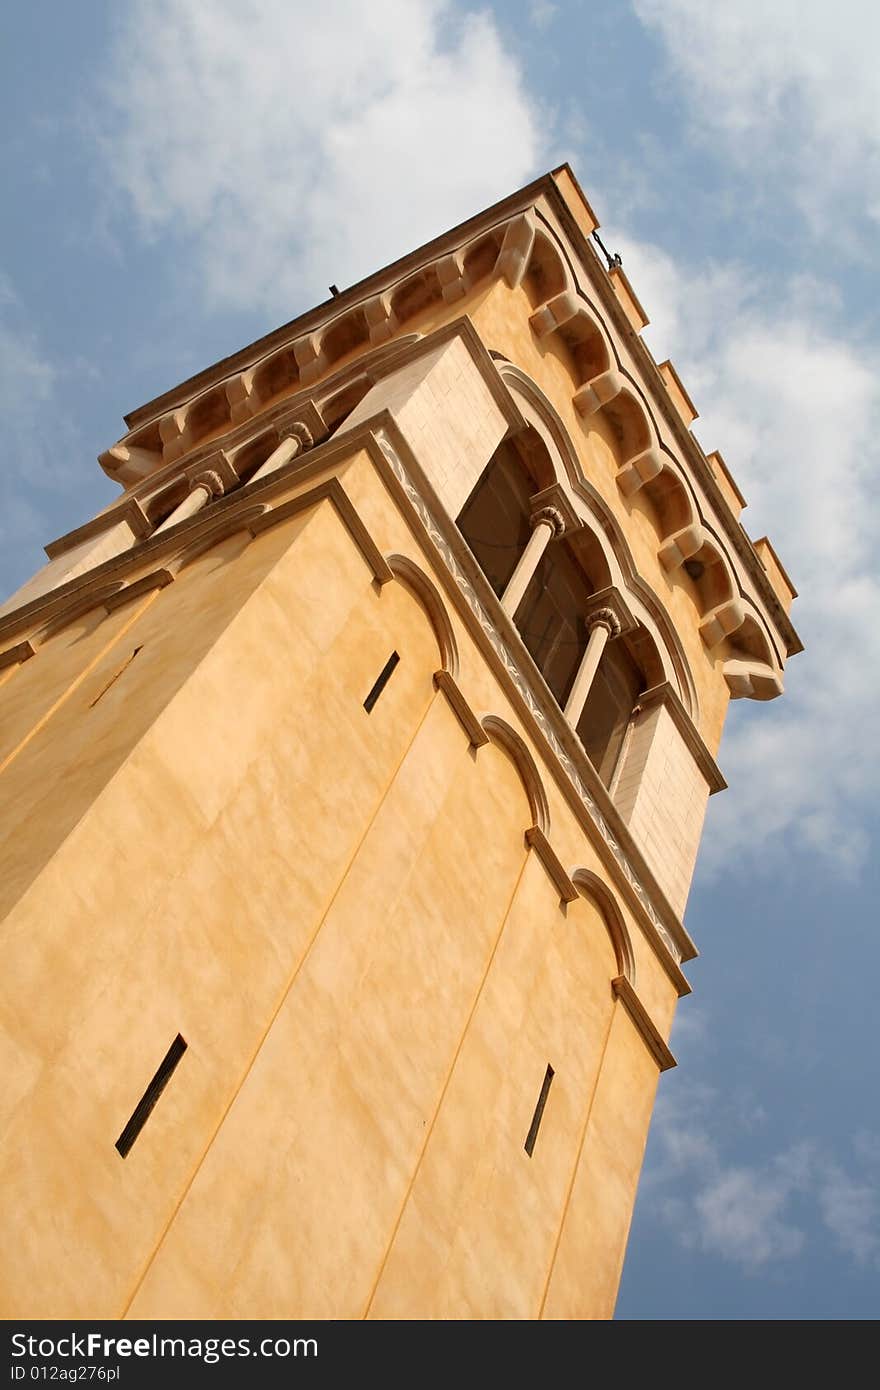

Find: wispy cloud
<box><xmin>633</xmin><ymin>0</ymin><xmax>880</xmax><ymax>247</ymax></box>
<box><xmin>648</xmin><ymin>1084</ymin><xmax>880</xmax><ymax>1270</ymax></box>
<box><xmin>606</xmin><ymin>232</ymin><xmax>880</xmax><ymax>874</ymax></box>
<box><xmin>529</xmin><ymin>0</ymin><xmax>558</xmax><ymax>30</ymax></box>
<box><xmin>98</xmin><ymin>0</ymin><xmax>547</xmax><ymax>315</ymax></box>
<box><xmin>0</xmin><ymin>282</ymin><xmax>87</xmax><ymax>601</ymax></box>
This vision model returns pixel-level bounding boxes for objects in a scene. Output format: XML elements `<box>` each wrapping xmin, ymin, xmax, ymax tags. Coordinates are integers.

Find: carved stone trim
<box><xmin>0</xmin><ymin>639</ymin><xmax>35</xmax><ymax>670</ymax></box>
<box><xmin>278</xmin><ymin>420</ymin><xmax>314</xmax><ymax>450</ymax></box>
<box><xmin>189</xmin><ymin>469</ymin><xmax>225</xmax><ymax>499</ymax></box>
<box><xmin>587</xmin><ymin>607</ymin><xmax>621</xmax><ymax>639</ymax></box>
<box><xmin>528</xmin><ymin>483</ymin><xmax>581</xmax><ymax>536</ymax></box>
<box><xmin>433</xmin><ymin>670</ymin><xmax>489</xmax><ymax>748</ymax></box>
<box><xmin>103</xmin><ymin>569</ymin><xmax>175</xmax><ymax>611</ymax></box>
<box><xmin>612</xmin><ymin>976</ymin><xmax>676</xmax><ymax>1072</ymax></box>
<box><xmin>184</xmin><ymin>449</ymin><xmax>239</xmax><ymax>495</ymax></box>
<box><xmin>44</xmin><ymin>498</ymin><xmax>151</xmax><ymax>560</ymax></box>
<box><xmin>525</xmin><ymin>825</ymin><xmax>578</xmax><ymax>903</ymax></box>
<box><xmin>530</xmin><ymin>505</ymin><xmax>566</xmax><ymax>538</ymax></box>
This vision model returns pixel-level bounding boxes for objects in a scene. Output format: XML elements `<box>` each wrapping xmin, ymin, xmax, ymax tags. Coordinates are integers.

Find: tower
<box><xmin>0</xmin><ymin>167</ymin><xmax>800</xmax><ymax>1320</ymax></box>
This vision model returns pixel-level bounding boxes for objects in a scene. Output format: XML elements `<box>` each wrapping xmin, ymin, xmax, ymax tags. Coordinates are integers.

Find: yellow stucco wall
<box><xmin>0</xmin><ymin>439</ymin><xmax>680</xmax><ymax>1318</ymax></box>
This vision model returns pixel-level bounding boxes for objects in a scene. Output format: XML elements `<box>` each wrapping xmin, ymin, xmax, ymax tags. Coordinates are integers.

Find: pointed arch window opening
<box><xmin>457</xmin><ymin>437</ymin><xmax>648</xmax><ymax>789</ymax></box>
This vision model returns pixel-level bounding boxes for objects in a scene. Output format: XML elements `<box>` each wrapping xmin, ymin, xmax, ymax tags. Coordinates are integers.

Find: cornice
<box><xmin>106</xmin><ymin>166</ymin><xmax>799</xmax><ymax>670</ymax></box>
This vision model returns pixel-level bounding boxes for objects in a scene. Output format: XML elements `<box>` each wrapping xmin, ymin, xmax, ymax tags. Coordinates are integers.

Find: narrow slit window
<box><xmin>524</xmin><ymin>1064</ymin><xmax>555</xmax><ymax>1157</ymax></box>
<box><xmin>90</xmin><ymin>646</ymin><xmax>142</xmax><ymax>708</ymax></box>
<box><xmin>363</xmin><ymin>650</ymin><xmax>400</xmax><ymax>712</ymax></box>
<box><xmin>116</xmin><ymin>1033</ymin><xmax>187</xmax><ymax>1158</ymax></box>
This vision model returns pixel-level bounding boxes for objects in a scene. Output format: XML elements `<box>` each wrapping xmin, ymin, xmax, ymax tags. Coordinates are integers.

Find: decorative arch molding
<box><xmin>495</xmin><ymin>361</ymin><xmax>700</xmax><ymax>721</ymax></box>
<box><xmin>481</xmin><ymin>714</ymin><xmax>551</xmax><ymax>835</ymax></box>
<box><xmin>571</xmin><ymin>868</ymin><xmax>636</xmax><ymax>985</ymax></box>
<box><xmin>386</xmin><ymin>553</ymin><xmax>460</xmax><ymax>678</ymax></box>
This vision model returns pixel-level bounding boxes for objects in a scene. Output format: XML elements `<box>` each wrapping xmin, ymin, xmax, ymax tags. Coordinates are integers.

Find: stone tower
<box><xmin>0</xmin><ymin>167</ymin><xmax>800</xmax><ymax>1320</ymax></box>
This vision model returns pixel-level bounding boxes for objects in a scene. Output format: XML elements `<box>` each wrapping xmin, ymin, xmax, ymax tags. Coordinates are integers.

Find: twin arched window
<box><xmin>457</xmin><ymin>435</ymin><xmax>648</xmax><ymax>787</ymax></box>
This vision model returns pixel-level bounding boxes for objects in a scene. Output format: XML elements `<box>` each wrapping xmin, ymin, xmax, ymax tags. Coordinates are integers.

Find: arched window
<box><xmin>456</xmin><ymin>437</ymin><xmax>538</xmax><ymax>599</ymax></box>
<box><xmin>457</xmin><ymin>436</ymin><xmax>649</xmax><ymax>789</ymax></box>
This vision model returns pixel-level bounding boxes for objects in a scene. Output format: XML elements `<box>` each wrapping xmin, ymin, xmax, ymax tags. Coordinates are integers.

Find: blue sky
<box><xmin>2</xmin><ymin>1</ymin><xmax>878</xmax><ymax>1319</ymax></box>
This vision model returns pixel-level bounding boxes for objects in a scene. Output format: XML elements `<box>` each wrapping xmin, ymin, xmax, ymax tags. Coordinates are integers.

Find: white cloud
<box><xmin>529</xmin><ymin>0</ymin><xmax>558</xmax><ymax>30</ymax></box>
<box><xmin>0</xmin><ymin>283</ymin><xmax>98</xmax><ymax>604</ymax></box>
<box><xmin>633</xmin><ymin>0</ymin><xmax>880</xmax><ymax>242</ymax></box>
<box><xmin>818</xmin><ymin>1164</ymin><xmax>879</xmax><ymax>1265</ymax></box>
<box><xmin>693</xmin><ymin>1165</ymin><xmax>806</xmax><ymax>1266</ymax></box>
<box><xmin>100</xmin><ymin>0</ymin><xmax>546</xmax><ymax>314</ymax></box>
<box><xmin>648</xmin><ymin>1087</ymin><xmax>880</xmax><ymax>1271</ymax></box>
<box><xmin>607</xmin><ymin>231</ymin><xmax>880</xmax><ymax>873</ymax></box>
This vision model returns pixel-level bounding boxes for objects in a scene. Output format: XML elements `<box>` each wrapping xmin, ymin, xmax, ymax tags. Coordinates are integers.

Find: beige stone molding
<box><xmin>184</xmin><ymin>449</ymin><xmax>239</xmax><ymax>494</ymax></box>
<box><xmin>572</xmin><ymin>868</ymin><xmax>636</xmax><ymax>983</ymax></box>
<box><xmin>481</xmin><ymin>715</ymin><xmax>551</xmax><ymax>837</ymax></box>
<box><xmin>608</xmin><ymin>263</ymin><xmax>649</xmax><ymax>333</ymax></box>
<box><xmin>530</xmin><ymin>505</ymin><xmax>566</xmax><ymax>537</ymax></box>
<box><xmin>524</xmin><ymin>825</ymin><xmax>578</xmax><ymax>904</ymax></box>
<box><xmin>699</xmin><ymin>595</ymin><xmax>746</xmax><ymax>649</ymax></box>
<box><xmin>753</xmin><ymin>534</ymin><xmax>798</xmax><ymax>613</ymax></box>
<box><xmin>572</xmin><ymin>367</ymin><xmax>626</xmax><ymax>417</ymax></box>
<box><xmin>386</xmin><ymin>555</ymin><xmax>460</xmax><ymax>677</ymax></box>
<box><xmin>495</xmin><ymin>208</ymin><xmax>537</xmax><ymax>289</ymax></box>
<box><xmin>432</xmin><ymin>670</ymin><xmax>489</xmax><ymax>748</ymax></box>
<box><xmin>189</xmin><ymin>469</ymin><xmax>225</xmax><ymax>500</ymax></box>
<box><xmin>612</xmin><ymin>976</ymin><xmax>676</xmax><ymax>1072</ymax></box>
<box><xmin>583</xmin><ymin>586</ymin><xmax>636</xmax><ymax>638</ymax></box>
<box><xmin>247</xmin><ymin>480</ymin><xmax>394</xmax><ymax>587</ymax></box>
<box><xmin>707</xmin><ymin>449</ymin><xmax>747</xmax><ymax>517</ymax></box>
<box><xmin>103</xmin><ymin>569</ymin><xmax>175</xmax><ymax>612</ymax></box>
<box><xmin>527</xmin><ymin>482</ymin><xmax>581</xmax><ymax>536</ymax></box>
<box><xmin>37</xmin><ymin>583</ymin><xmax>127</xmax><ymax>641</ymax></box>
<box><xmin>0</xmin><ymin>639</ymin><xmax>35</xmax><ymax>669</ymax></box>
<box><xmin>586</xmin><ymin>607</ymin><xmax>621</xmax><ymax>639</ymax></box>
<box><xmin>633</xmin><ymin>683</ymin><xmax>726</xmax><ymax>795</ymax></box>
<box><xmin>44</xmin><ymin>498</ymin><xmax>151</xmax><ymax>561</ymax></box>
<box><xmin>722</xmin><ymin>659</ymin><xmax>784</xmax><ymax>702</ymax></box>
<box><xmin>657</xmin><ymin>359</ymin><xmax>699</xmax><ymax>426</ymax></box>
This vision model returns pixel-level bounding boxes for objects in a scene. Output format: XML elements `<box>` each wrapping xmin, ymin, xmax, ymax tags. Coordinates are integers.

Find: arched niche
<box><xmin>385</xmin><ymin>554</ymin><xmax>460</xmax><ymax>678</ymax></box>
<box><xmin>570</xmin><ymin>868</ymin><xmax>636</xmax><ymax>984</ymax></box>
<box><xmin>481</xmin><ymin>715</ymin><xmax>551</xmax><ymax>835</ymax></box>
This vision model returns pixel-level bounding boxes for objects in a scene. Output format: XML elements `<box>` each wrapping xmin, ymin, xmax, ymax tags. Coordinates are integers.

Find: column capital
<box><xmin>184</xmin><ymin>448</ymin><xmax>238</xmax><ymax>495</ymax></box>
<box><xmin>583</xmin><ymin>585</ymin><xmax>637</xmax><ymax>639</ymax></box>
<box><xmin>530</xmin><ymin>505</ymin><xmax>566</xmax><ymax>537</ymax></box>
<box><xmin>277</xmin><ymin>419</ymin><xmax>314</xmax><ymax>450</ymax></box>
<box><xmin>189</xmin><ymin>469</ymin><xmax>225</xmax><ymax>499</ymax></box>
<box><xmin>528</xmin><ymin>482</ymin><xmax>581</xmax><ymax>536</ymax></box>
<box><xmin>587</xmin><ymin>606</ymin><xmax>622</xmax><ymax>639</ymax></box>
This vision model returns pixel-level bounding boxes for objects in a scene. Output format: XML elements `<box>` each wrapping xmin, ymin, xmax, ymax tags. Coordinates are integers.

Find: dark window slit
<box><xmin>90</xmin><ymin>646</ymin><xmax>142</xmax><ymax>708</ymax></box>
<box><xmin>524</xmin><ymin>1064</ymin><xmax>555</xmax><ymax>1157</ymax></box>
<box><xmin>116</xmin><ymin>1033</ymin><xmax>187</xmax><ymax>1158</ymax></box>
<box><xmin>363</xmin><ymin>650</ymin><xmax>400</xmax><ymax>712</ymax></box>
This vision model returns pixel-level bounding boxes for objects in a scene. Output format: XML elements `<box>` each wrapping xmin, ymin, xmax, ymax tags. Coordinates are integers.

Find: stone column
<box><xmin>154</xmin><ymin>469</ymin><xmax>225</xmax><ymax>535</ymax></box>
<box><xmin>501</xmin><ymin>506</ymin><xmax>566</xmax><ymax>617</ymax></box>
<box><xmin>563</xmin><ymin>607</ymin><xmax>622</xmax><ymax>725</ymax></box>
<box><xmin>248</xmin><ymin>422</ymin><xmax>313</xmax><ymax>484</ymax></box>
